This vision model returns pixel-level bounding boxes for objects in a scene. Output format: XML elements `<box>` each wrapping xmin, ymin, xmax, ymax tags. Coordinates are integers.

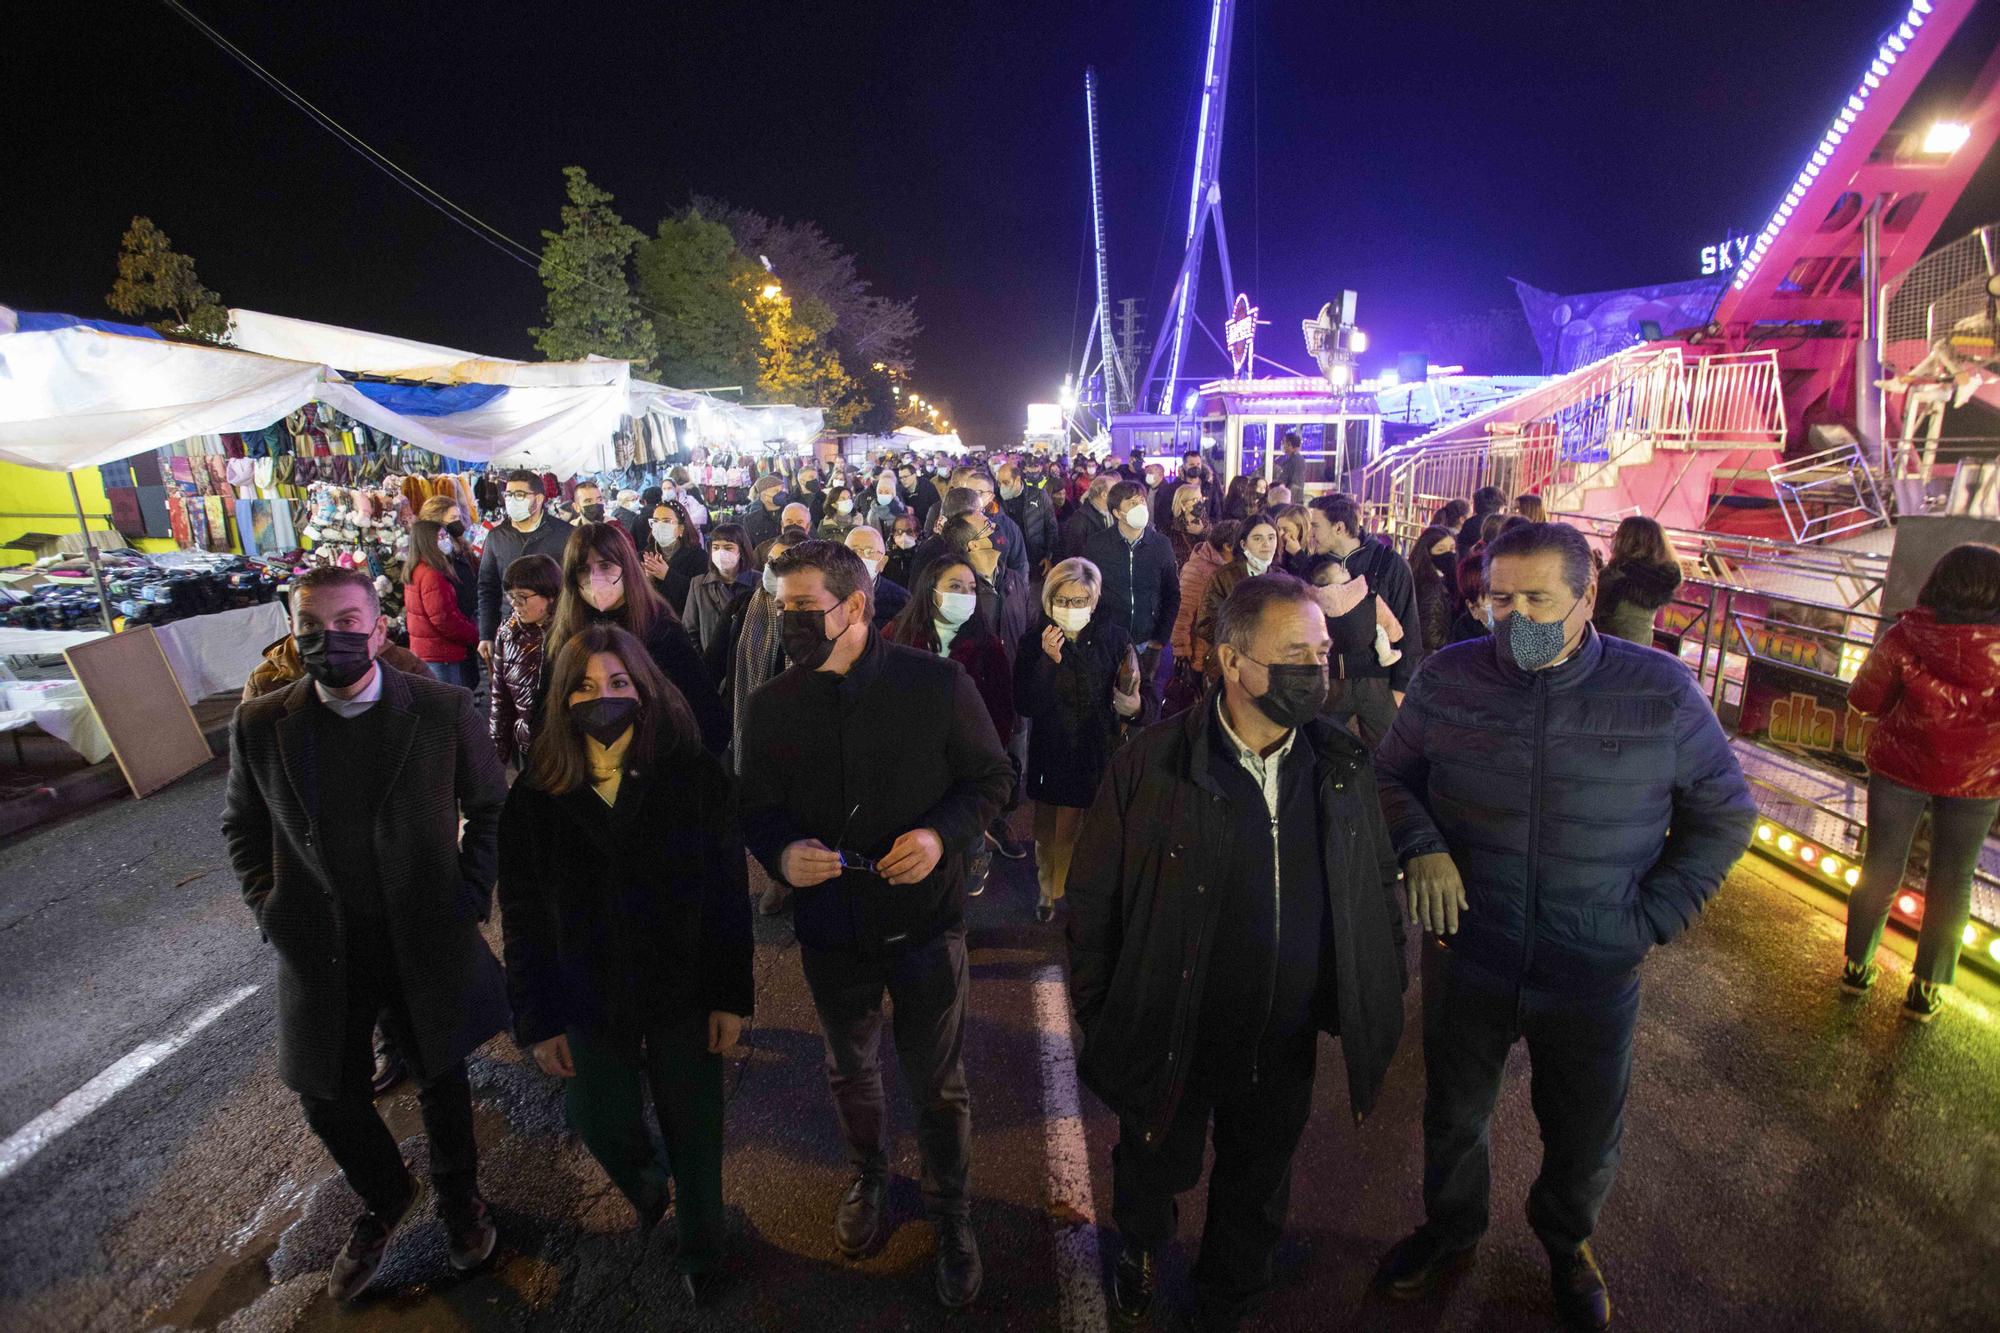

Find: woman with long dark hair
<box><xmin>1220</xmin><ymin>473</ymin><xmax>1261</xmax><ymax>524</ymax></box>
<box><xmin>1409</xmin><ymin>524</ymin><xmax>1460</xmax><ymax>655</ymax></box>
<box><xmin>550</xmin><ymin>523</ymin><xmax>727</xmax><ymax>754</ymax></box>
<box><xmin>1592</xmin><ymin>515</ymin><xmax>1682</xmax><ymax>646</ymax></box>
<box><xmin>640</xmin><ymin>498</ymin><xmax>708</xmax><ymax>619</ymax></box>
<box><xmin>403</xmin><ymin>517</ymin><xmax>481</xmax><ymax>688</ymax></box>
<box><xmin>885</xmin><ymin>553</ymin><xmax>1017</xmax><ymax>896</ymax></box>
<box><xmin>498</xmin><ymin>624</ymin><xmax>752</xmax><ymax>1303</ymax></box>
<box><xmin>1196</xmin><ymin>515</ymin><xmax>1279</xmax><ymax>680</ymax></box>
<box><xmin>1842</xmin><ymin>543</ymin><xmax>2000</xmax><ymax>1021</ymax></box>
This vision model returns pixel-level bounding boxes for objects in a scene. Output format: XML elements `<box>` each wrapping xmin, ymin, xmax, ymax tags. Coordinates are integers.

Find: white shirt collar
<box><xmin>315</xmin><ymin>662</ymin><xmax>384</xmax><ymax>718</ymax></box>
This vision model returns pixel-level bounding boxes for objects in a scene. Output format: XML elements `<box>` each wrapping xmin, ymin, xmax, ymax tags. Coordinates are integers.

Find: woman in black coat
<box><xmin>498</xmin><ymin>623</ymin><xmax>752</xmax><ymax>1301</ymax></box>
<box><xmin>549</xmin><ymin>521</ymin><xmax>728</xmax><ymax>754</ymax></box>
<box><xmin>1592</xmin><ymin>515</ymin><xmax>1682</xmax><ymax>646</ymax></box>
<box><xmin>640</xmin><ymin>498</ymin><xmax>709</xmax><ymax>619</ymax></box>
<box><xmin>1014</xmin><ymin>555</ymin><xmax>1142</xmax><ymax>921</ymax></box>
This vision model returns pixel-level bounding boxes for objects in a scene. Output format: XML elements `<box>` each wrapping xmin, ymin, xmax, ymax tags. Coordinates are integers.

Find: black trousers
<box><xmin>298</xmin><ymin>918</ymin><xmax>479</xmax><ymax>1218</ymax></box>
<box><xmin>1420</xmin><ymin>941</ymin><xmax>1638</xmax><ymax>1256</ymax></box>
<box><xmin>800</xmin><ymin>929</ymin><xmax>972</xmax><ymax>1221</ymax></box>
<box><xmin>1111</xmin><ymin>1032</ymin><xmax>1318</xmax><ymax>1325</ymax></box>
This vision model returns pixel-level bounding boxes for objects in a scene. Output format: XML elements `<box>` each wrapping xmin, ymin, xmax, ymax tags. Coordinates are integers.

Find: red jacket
<box><xmin>1847</xmin><ymin>607</ymin><xmax>2000</xmax><ymax>799</ymax></box>
<box><xmin>406</xmin><ymin>562</ymin><xmax>480</xmax><ymax>664</ymax></box>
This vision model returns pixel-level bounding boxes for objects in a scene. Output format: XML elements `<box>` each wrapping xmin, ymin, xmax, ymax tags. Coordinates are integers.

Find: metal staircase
<box><xmin>1366</xmin><ymin>346</ymin><xmax>1785</xmax><ymax>532</ymax></box>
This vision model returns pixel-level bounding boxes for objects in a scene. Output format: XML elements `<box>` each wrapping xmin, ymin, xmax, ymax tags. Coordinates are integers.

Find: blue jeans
<box><xmin>1419</xmin><ymin>941</ymin><xmax>1639</xmax><ymax>1255</ymax></box>
<box><xmin>1845</xmin><ymin>774</ymin><xmax>2000</xmax><ymax>986</ymax></box>
<box><xmin>426</xmin><ymin>658</ymin><xmax>477</xmax><ymax>690</ymax></box>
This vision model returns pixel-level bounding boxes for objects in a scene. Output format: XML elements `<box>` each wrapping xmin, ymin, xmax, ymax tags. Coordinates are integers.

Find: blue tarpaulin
<box><xmin>15</xmin><ymin>310</ymin><xmax>165</xmax><ymax>339</ymax></box>
<box><xmin>348</xmin><ymin>380</ymin><xmax>507</xmax><ymax>417</ymax></box>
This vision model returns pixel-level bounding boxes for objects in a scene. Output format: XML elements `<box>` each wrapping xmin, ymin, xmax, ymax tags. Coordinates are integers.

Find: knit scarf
<box><xmin>730</xmin><ymin>590</ymin><xmax>783</xmax><ymax>772</ymax></box>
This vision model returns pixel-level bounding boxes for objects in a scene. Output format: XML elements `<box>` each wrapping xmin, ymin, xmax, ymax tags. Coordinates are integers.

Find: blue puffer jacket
<box><xmin>1374</xmin><ymin>627</ymin><xmax>1754</xmax><ymax>993</ymax></box>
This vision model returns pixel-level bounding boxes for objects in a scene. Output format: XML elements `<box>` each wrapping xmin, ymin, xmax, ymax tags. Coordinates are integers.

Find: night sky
<box><xmin>7</xmin><ymin>1</ymin><xmax>1997</xmax><ymax>443</ymax></box>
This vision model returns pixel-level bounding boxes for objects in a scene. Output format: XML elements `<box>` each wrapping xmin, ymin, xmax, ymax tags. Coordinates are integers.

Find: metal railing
<box><xmin>1672</xmin><ymin>350</ymin><xmax>1787</xmax><ymax>446</ymax></box>
<box><xmin>1768</xmin><ymin>441</ymin><xmax>1892</xmax><ymax>544</ymax></box>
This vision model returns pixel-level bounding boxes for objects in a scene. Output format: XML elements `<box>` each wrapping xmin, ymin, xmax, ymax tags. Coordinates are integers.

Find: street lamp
<box><xmin>761</xmin><ymin>282</ymin><xmax>783</xmax><ymax>300</ymax></box>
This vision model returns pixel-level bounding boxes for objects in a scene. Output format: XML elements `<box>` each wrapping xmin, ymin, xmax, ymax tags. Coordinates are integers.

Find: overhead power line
<box><xmin>158</xmin><ymin>0</ymin><xmax>664</xmax><ymax>321</ymax></box>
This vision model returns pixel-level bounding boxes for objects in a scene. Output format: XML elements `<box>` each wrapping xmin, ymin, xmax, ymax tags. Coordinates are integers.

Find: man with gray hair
<box><xmin>1371</xmin><ymin>521</ymin><xmax>1752</xmax><ymax>1330</ymax></box>
<box><xmin>1067</xmin><ymin>572</ymin><xmax>1406</xmax><ymax>1330</ymax></box>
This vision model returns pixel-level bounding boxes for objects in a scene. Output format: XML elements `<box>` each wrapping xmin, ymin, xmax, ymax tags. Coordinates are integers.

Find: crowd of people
<box><xmin>219</xmin><ymin>439</ymin><xmax>2000</xmax><ymax>1331</ymax></box>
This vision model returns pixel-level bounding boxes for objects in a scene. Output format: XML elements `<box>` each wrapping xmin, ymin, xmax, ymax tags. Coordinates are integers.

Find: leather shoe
<box><xmin>1550</xmin><ymin>1242</ymin><xmax>1611</xmax><ymax>1330</ymax></box>
<box><xmin>833</xmin><ymin>1175</ymin><xmax>886</xmax><ymax>1258</ymax></box>
<box><xmin>1110</xmin><ymin>1243</ymin><xmax>1156</xmax><ymax>1323</ymax></box>
<box><xmin>933</xmin><ymin>1216</ymin><xmax>982</xmax><ymax>1308</ymax></box>
<box><xmin>1374</xmin><ymin>1228</ymin><xmax>1478</xmax><ymax>1300</ymax></box>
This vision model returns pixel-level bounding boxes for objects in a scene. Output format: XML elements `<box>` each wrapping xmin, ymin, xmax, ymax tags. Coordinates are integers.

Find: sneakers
<box><xmin>1903</xmin><ymin>978</ymin><xmax>1945</xmax><ymax>1023</ymax></box>
<box><xmin>1840</xmin><ymin>958</ymin><xmax>1878</xmax><ymax>994</ymax></box>
<box><xmin>1549</xmin><ymin>1242</ymin><xmax>1611</xmax><ymax>1330</ymax></box>
<box><xmin>986</xmin><ymin>826</ymin><xmax>1029</xmax><ymax>860</ymax></box>
<box><xmin>441</xmin><ymin>1192</ymin><xmax>499</xmax><ymax>1273</ymax></box>
<box><xmin>933</xmin><ymin>1216</ymin><xmax>983</xmax><ymax>1309</ymax></box>
<box><xmin>1110</xmin><ymin>1243</ymin><xmax>1156</xmax><ymax>1323</ymax></box>
<box><xmin>1374</xmin><ymin>1228</ymin><xmax>1478</xmax><ymax>1300</ymax></box>
<box><xmin>757</xmin><ymin>882</ymin><xmax>792</xmax><ymax>915</ymax></box>
<box><xmin>327</xmin><ymin>1174</ymin><xmax>428</xmax><ymax>1303</ymax></box>
<box><xmin>833</xmin><ymin>1175</ymin><xmax>886</xmax><ymax>1258</ymax></box>
<box><xmin>370</xmin><ymin>1027</ymin><xmax>408</xmax><ymax>1097</ymax></box>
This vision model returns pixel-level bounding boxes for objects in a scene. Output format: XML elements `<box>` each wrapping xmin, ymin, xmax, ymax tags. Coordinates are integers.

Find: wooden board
<box><xmin>63</xmin><ymin>626</ymin><xmax>212</xmax><ymax>798</ymax></box>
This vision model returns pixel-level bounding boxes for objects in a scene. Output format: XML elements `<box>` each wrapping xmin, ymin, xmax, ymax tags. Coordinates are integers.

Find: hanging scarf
<box><xmin>729</xmin><ymin>591</ymin><xmax>783</xmax><ymax>772</ymax></box>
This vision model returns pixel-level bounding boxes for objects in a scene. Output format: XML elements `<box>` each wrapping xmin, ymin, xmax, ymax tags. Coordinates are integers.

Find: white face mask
<box><xmin>761</xmin><ymin>565</ymin><xmax>780</xmax><ymax>596</ymax></box>
<box><xmin>712</xmin><ymin>547</ymin><xmax>740</xmax><ymax>574</ymax></box>
<box><xmin>878</xmin><ymin>489</ymin><xmax>896</xmax><ymax>503</ymax></box>
<box><xmin>652</xmin><ymin>521</ymin><xmax>679</xmax><ymax>547</ymax></box>
<box><xmin>1122</xmin><ymin>503</ymin><xmax>1149</xmax><ymax>530</ymax></box>
<box><xmin>834</xmin><ymin>498</ymin><xmax>855</xmax><ymax>516</ymax></box>
<box><xmin>437</xmin><ymin>535</ymin><xmax>455</xmax><ymax>555</ymax></box>
<box><xmin>893</xmin><ymin>532</ymin><xmax>916</xmax><ymax>550</ymax></box>
<box><xmin>860</xmin><ymin>555</ymin><xmax>883</xmax><ymax>578</ymax></box>
<box><xmin>936</xmin><ymin>590</ymin><xmax>977</xmax><ymax>625</ymax></box>
<box><xmin>1051</xmin><ymin>604</ymin><xmax>1092</xmax><ymax>634</ymax></box>
<box><xmin>619</xmin><ymin>495</ymin><xmax>641</xmax><ymax>512</ymax></box>
<box><xmin>504</xmin><ymin>495</ymin><xmax>534</xmax><ymax>522</ymax></box>
<box><xmin>1246</xmin><ymin>551</ymin><xmax>1272</xmax><ymax>575</ymax></box>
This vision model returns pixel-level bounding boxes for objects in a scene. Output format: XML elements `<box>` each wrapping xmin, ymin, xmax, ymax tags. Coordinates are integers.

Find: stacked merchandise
<box><xmin>0</xmin><ymin>553</ymin><xmax>280</xmax><ymax>632</ymax></box>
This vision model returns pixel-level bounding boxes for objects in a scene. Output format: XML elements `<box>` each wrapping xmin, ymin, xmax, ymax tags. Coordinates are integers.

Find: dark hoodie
<box><xmin>1593</xmin><ymin>559</ymin><xmax>1683</xmax><ymax>646</ymax></box>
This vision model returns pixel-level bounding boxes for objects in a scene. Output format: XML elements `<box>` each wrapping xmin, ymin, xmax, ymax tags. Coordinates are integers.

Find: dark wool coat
<box><xmin>222</xmin><ymin>667</ymin><xmax>510</xmax><ymax>1099</ymax></box>
<box><xmin>497</xmin><ymin>739</ymin><xmax>754</xmax><ymax>1047</ymax></box>
<box><xmin>1014</xmin><ymin>617</ymin><xmax>1135</xmax><ymax>808</ymax></box>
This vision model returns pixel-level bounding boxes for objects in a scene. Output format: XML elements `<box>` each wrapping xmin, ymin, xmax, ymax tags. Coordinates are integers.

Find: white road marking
<box><xmin>1033</xmin><ymin>964</ymin><xmax>1109</xmax><ymax>1333</ymax></box>
<box><xmin>0</xmin><ymin>984</ymin><xmax>260</xmax><ymax>1183</ymax></box>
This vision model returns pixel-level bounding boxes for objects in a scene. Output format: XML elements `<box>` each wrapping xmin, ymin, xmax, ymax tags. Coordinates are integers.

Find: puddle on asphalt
<box><xmin>145</xmin><ymin>1208</ymin><xmax>294</xmax><ymax>1330</ymax></box>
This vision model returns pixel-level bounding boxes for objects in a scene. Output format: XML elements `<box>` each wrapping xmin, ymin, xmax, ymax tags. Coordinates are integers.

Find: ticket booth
<box><xmin>1189</xmin><ymin>377</ymin><xmax>1385</xmax><ymax>500</ymax></box>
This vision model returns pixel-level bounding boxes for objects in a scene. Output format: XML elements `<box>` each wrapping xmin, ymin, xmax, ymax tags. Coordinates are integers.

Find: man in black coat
<box><xmin>742</xmin><ymin>474</ymin><xmax>787</xmax><ymax>552</ymax></box>
<box><xmin>1370</xmin><ymin>522</ymin><xmax>1753</xmax><ymax>1331</ymax></box>
<box><xmin>994</xmin><ymin>458</ymin><xmax>1057</xmax><ymax>576</ymax></box>
<box><xmin>223</xmin><ymin>566</ymin><xmax>509</xmax><ymax>1303</ymax></box>
<box><xmin>1084</xmin><ymin>480</ymin><xmax>1182</xmax><ymax>716</ymax></box>
<box><xmin>843</xmin><ymin>524</ymin><xmax>910</xmax><ymax>629</ymax></box>
<box><xmin>1308</xmin><ymin>494</ymin><xmax>1424</xmax><ymax>747</ymax></box>
<box><xmin>739</xmin><ymin>540</ymin><xmax>1013</xmax><ymax>1311</ymax></box>
<box><xmin>477</xmin><ymin>469</ymin><xmax>574</xmax><ymax>656</ymax></box>
<box><xmin>1066</xmin><ymin>573</ymin><xmax>1407</xmax><ymax>1331</ymax></box>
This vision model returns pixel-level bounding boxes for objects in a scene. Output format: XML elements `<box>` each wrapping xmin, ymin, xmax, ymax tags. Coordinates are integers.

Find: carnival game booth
<box><xmin>1187</xmin><ymin>376</ymin><xmax>1384</xmax><ymax>500</ymax></box>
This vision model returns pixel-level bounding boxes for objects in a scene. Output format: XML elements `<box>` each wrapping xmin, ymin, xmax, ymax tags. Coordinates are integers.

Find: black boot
<box><xmin>833</xmin><ymin>1175</ymin><xmax>886</xmax><ymax>1258</ymax></box>
<box><xmin>1111</xmin><ymin>1243</ymin><xmax>1156</xmax><ymax>1323</ymax></box>
<box><xmin>1374</xmin><ymin>1228</ymin><xmax>1478</xmax><ymax>1300</ymax></box>
<box><xmin>1550</xmin><ymin>1242</ymin><xmax>1611</xmax><ymax>1330</ymax></box>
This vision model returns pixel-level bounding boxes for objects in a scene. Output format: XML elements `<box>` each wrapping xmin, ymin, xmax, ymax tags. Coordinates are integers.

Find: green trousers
<box><xmin>564</xmin><ymin>1014</ymin><xmax>727</xmax><ymax>1272</ymax></box>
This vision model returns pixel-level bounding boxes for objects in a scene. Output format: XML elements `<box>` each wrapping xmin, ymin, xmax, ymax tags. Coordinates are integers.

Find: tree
<box><xmin>693</xmin><ymin>197</ymin><xmax>919</xmax><ymax>371</ymax></box>
<box><xmin>530</xmin><ymin>166</ymin><xmax>655</xmax><ymax>365</ymax></box>
<box><xmin>632</xmin><ymin>210</ymin><xmax>765</xmax><ymax>391</ymax></box>
<box><xmin>106</xmin><ymin>217</ymin><xmax>231</xmax><ymax>343</ymax></box>
<box><xmin>750</xmin><ymin>288</ymin><xmax>865</xmax><ymax>430</ymax></box>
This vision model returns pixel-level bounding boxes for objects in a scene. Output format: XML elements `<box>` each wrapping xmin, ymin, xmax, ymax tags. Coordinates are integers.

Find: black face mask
<box><xmin>1433</xmin><ymin>553</ymin><xmax>1458</xmax><ymax>579</ymax></box>
<box><xmin>581</xmin><ymin>503</ymin><xmax>606</xmax><ymax>522</ymax></box>
<box><xmin>445</xmin><ymin>520</ymin><xmax>467</xmax><ymax>539</ymax></box>
<box><xmin>1247</xmin><ymin>661</ymin><xmax>1329</xmax><ymax>730</ymax></box>
<box><xmin>780</xmin><ymin>607</ymin><xmax>845</xmax><ymax>670</ymax></box>
<box><xmin>296</xmin><ymin>629</ymin><xmax>374</xmax><ymax>689</ymax></box>
<box><xmin>571</xmin><ymin>696</ymin><xmax>638</xmax><ymax>745</ymax></box>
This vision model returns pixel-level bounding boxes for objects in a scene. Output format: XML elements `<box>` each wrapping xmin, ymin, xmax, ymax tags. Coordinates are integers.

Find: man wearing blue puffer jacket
<box><xmin>1370</xmin><ymin>522</ymin><xmax>1753</xmax><ymax>1332</ymax></box>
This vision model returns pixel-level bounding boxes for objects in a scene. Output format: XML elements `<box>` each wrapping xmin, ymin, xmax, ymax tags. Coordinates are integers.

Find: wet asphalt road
<box><xmin>2</xmin><ymin>757</ymin><xmax>1998</xmax><ymax>1333</ymax></box>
